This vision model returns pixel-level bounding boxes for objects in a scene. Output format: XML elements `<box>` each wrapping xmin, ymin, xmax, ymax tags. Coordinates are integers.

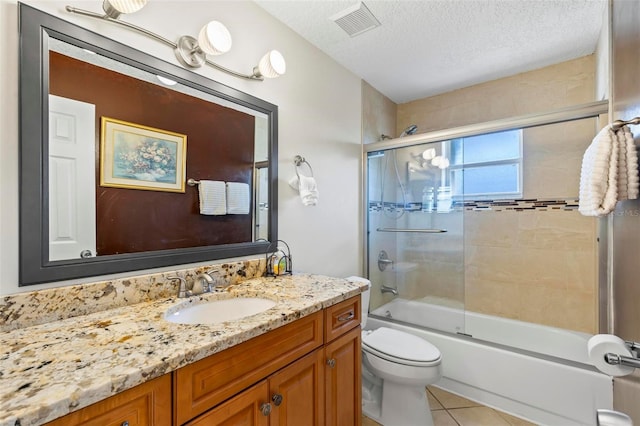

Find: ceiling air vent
<box><xmin>330</xmin><ymin>1</ymin><xmax>381</xmax><ymax>38</ymax></box>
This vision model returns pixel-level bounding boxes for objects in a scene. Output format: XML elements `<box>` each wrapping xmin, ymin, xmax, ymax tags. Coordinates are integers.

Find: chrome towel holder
<box><xmin>293</xmin><ymin>155</ymin><xmax>314</xmax><ymax>178</ymax></box>
<box><xmin>611</xmin><ymin>116</ymin><xmax>640</xmax><ymax>131</ymax></box>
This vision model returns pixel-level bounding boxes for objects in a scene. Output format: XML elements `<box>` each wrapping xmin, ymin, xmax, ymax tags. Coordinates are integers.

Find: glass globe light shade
<box><xmin>258</xmin><ymin>50</ymin><xmax>286</xmax><ymax>78</ymax></box>
<box><xmin>422</xmin><ymin>148</ymin><xmax>436</xmax><ymax>160</ymax></box>
<box><xmin>197</xmin><ymin>21</ymin><xmax>232</xmax><ymax>56</ymax></box>
<box><xmin>438</xmin><ymin>158</ymin><xmax>450</xmax><ymax>169</ymax></box>
<box><xmin>103</xmin><ymin>0</ymin><xmax>147</xmax><ymax>17</ymax></box>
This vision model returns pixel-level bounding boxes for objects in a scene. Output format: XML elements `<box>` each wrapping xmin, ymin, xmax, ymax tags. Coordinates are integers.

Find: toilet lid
<box><xmin>362</xmin><ymin>327</ymin><xmax>440</xmax><ymax>363</ymax></box>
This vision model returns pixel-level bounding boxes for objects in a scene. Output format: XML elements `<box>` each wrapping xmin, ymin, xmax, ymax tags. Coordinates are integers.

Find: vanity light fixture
<box><xmin>102</xmin><ymin>0</ymin><xmax>148</xmax><ymax>19</ymax></box>
<box><xmin>156</xmin><ymin>75</ymin><xmax>177</xmax><ymax>86</ymax></box>
<box><xmin>421</xmin><ymin>148</ymin><xmax>436</xmax><ymax>160</ymax></box>
<box><xmin>66</xmin><ymin>2</ymin><xmax>286</xmax><ymax>81</ymax></box>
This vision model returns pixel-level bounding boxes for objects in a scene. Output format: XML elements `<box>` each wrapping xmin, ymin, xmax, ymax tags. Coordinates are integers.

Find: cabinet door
<box><xmin>324</xmin><ymin>326</ymin><xmax>362</xmax><ymax>426</ymax></box>
<box><xmin>46</xmin><ymin>374</ymin><xmax>171</xmax><ymax>426</ymax></box>
<box><xmin>185</xmin><ymin>380</ymin><xmax>270</xmax><ymax>426</ymax></box>
<box><xmin>174</xmin><ymin>311</ymin><xmax>323</xmax><ymax>424</ymax></box>
<box><xmin>269</xmin><ymin>349</ymin><xmax>325</xmax><ymax>426</ymax></box>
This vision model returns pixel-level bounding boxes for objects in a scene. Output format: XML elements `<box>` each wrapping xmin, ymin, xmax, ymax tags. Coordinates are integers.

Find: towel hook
<box><xmin>293</xmin><ymin>155</ymin><xmax>314</xmax><ymax>178</ymax></box>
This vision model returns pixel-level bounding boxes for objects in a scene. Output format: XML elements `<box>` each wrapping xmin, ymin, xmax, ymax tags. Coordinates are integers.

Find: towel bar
<box><xmin>376</xmin><ymin>227</ymin><xmax>447</xmax><ymax>233</ymax></box>
<box><xmin>611</xmin><ymin>117</ymin><xmax>640</xmax><ymax>131</ymax></box>
<box><xmin>187</xmin><ymin>178</ymin><xmax>200</xmax><ymax>186</ymax></box>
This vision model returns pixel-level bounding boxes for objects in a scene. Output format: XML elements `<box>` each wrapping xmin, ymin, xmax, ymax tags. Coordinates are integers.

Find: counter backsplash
<box><xmin>0</xmin><ymin>258</ymin><xmax>266</xmax><ymax>332</ymax></box>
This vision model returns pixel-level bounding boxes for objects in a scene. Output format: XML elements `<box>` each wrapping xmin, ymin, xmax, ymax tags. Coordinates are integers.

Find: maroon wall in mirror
<box><xmin>49</xmin><ymin>52</ymin><xmax>254</xmax><ymax>255</ymax></box>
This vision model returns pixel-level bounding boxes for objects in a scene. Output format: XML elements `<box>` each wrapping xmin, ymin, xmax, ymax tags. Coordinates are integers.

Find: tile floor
<box><xmin>362</xmin><ymin>386</ymin><xmax>539</xmax><ymax>426</ymax></box>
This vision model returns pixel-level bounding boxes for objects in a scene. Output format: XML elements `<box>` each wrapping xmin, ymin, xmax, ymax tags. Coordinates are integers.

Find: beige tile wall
<box><xmin>364</xmin><ymin>55</ymin><xmax>601</xmax><ymax>333</ymax></box>
<box><xmin>362</xmin><ymin>80</ymin><xmax>397</xmax><ymax>144</ymax></box>
<box><xmin>464</xmin><ymin>210</ymin><xmax>598</xmax><ymax>333</ymax></box>
<box><xmin>397</xmin><ymin>55</ymin><xmax>596</xmax><ymax>134</ymax></box>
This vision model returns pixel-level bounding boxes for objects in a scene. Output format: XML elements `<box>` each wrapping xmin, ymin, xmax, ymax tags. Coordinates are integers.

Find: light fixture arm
<box><xmin>65</xmin><ymin>6</ymin><xmax>265</xmax><ymax>81</ymax></box>
<box><xmin>65</xmin><ymin>6</ymin><xmax>174</xmax><ymax>48</ymax></box>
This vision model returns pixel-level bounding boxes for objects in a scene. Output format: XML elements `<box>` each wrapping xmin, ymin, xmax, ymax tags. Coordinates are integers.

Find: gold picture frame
<box><xmin>100</xmin><ymin>117</ymin><xmax>187</xmax><ymax>192</ymax></box>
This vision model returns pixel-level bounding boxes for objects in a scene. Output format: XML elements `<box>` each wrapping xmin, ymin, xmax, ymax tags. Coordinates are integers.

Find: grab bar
<box><xmin>376</xmin><ymin>228</ymin><xmax>447</xmax><ymax>233</ymax></box>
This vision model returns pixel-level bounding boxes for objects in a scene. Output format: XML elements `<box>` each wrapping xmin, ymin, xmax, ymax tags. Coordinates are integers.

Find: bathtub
<box><xmin>369</xmin><ymin>298</ymin><xmax>613</xmax><ymax>426</ymax></box>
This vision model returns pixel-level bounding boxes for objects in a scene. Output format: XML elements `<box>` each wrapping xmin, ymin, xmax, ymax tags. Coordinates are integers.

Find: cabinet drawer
<box><xmin>185</xmin><ymin>380</ymin><xmax>270</xmax><ymax>426</ymax></box>
<box><xmin>174</xmin><ymin>310</ymin><xmax>323</xmax><ymax>424</ymax></box>
<box><xmin>46</xmin><ymin>374</ymin><xmax>171</xmax><ymax>426</ymax></box>
<box><xmin>324</xmin><ymin>296</ymin><xmax>361</xmax><ymax>343</ymax></box>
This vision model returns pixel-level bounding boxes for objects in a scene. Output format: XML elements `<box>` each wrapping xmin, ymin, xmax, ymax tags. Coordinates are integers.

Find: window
<box><xmin>448</xmin><ymin>129</ymin><xmax>523</xmax><ymax>200</ymax></box>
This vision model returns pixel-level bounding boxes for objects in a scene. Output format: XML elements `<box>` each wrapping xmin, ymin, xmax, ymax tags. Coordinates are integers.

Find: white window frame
<box><xmin>448</xmin><ymin>130</ymin><xmax>523</xmax><ymax>201</ymax></box>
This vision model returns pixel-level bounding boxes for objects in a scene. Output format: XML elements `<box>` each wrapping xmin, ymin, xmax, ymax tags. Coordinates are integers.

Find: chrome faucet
<box><xmin>195</xmin><ymin>272</ymin><xmax>215</xmax><ymax>294</ymax></box>
<box><xmin>167</xmin><ymin>276</ymin><xmax>191</xmax><ymax>298</ymax></box>
<box><xmin>194</xmin><ymin>269</ymin><xmax>224</xmax><ymax>294</ymax></box>
<box><xmin>380</xmin><ymin>284</ymin><xmax>399</xmax><ymax>296</ymax></box>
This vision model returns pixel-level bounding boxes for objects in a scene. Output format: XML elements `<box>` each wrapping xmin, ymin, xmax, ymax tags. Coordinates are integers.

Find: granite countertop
<box><xmin>0</xmin><ymin>274</ymin><xmax>366</xmax><ymax>426</ymax></box>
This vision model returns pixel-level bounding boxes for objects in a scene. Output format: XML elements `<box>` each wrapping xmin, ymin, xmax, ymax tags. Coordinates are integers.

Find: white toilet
<box><xmin>349</xmin><ymin>277</ymin><xmax>442</xmax><ymax>426</ymax></box>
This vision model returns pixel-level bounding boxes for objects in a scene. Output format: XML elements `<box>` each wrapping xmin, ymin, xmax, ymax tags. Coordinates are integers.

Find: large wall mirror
<box><xmin>19</xmin><ymin>4</ymin><xmax>278</xmax><ymax>285</ymax></box>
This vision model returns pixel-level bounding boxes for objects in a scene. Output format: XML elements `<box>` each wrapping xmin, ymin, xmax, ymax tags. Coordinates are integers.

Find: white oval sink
<box><xmin>165</xmin><ymin>297</ymin><xmax>276</xmax><ymax>325</ymax></box>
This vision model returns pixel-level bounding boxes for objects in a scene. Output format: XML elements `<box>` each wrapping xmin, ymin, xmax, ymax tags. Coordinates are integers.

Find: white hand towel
<box><xmin>298</xmin><ymin>175</ymin><xmax>319</xmax><ymax>206</ymax></box>
<box><xmin>226</xmin><ymin>182</ymin><xmax>250</xmax><ymax>214</ymax></box>
<box><xmin>617</xmin><ymin>126</ymin><xmax>639</xmax><ymax>200</ymax></box>
<box><xmin>578</xmin><ymin>126</ymin><xmax>619</xmax><ymax>216</ymax></box>
<box><xmin>199</xmin><ymin>180</ymin><xmax>226</xmax><ymax>215</ymax></box>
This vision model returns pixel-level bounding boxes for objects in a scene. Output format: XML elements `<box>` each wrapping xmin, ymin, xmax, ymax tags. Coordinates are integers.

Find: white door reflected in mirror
<box><xmin>48</xmin><ymin>95</ymin><xmax>97</xmax><ymax>261</ymax></box>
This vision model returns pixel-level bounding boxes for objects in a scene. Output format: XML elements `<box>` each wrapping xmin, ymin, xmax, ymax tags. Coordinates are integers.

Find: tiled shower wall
<box><xmin>464</xmin><ymin>117</ymin><xmax>599</xmax><ymax>334</ymax></box>
<box><xmin>364</xmin><ymin>55</ymin><xmax>600</xmax><ymax>333</ymax></box>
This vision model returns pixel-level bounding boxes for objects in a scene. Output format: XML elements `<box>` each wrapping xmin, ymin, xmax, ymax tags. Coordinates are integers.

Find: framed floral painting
<box><xmin>100</xmin><ymin>117</ymin><xmax>187</xmax><ymax>192</ymax></box>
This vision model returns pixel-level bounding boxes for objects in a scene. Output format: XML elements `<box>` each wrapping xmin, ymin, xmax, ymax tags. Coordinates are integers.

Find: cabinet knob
<box><xmin>260</xmin><ymin>402</ymin><xmax>272</xmax><ymax>416</ymax></box>
<box><xmin>272</xmin><ymin>393</ymin><xmax>283</xmax><ymax>406</ymax></box>
<box><xmin>327</xmin><ymin>358</ymin><xmax>336</xmax><ymax>368</ymax></box>
<box><xmin>121</xmin><ymin>422</ymin><xmax>129</xmax><ymax>426</ymax></box>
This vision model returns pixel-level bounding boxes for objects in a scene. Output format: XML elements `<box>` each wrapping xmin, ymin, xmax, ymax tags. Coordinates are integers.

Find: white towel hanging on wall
<box><xmin>290</xmin><ymin>155</ymin><xmax>319</xmax><ymax>206</ymax></box>
<box><xmin>198</xmin><ymin>180</ymin><xmax>226</xmax><ymax>215</ymax></box>
<box><xmin>226</xmin><ymin>182</ymin><xmax>250</xmax><ymax>214</ymax></box>
<box><xmin>578</xmin><ymin>122</ymin><xmax>639</xmax><ymax>217</ymax></box>
<box><xmin>616</xmin><ymin>126</ymin><xmax>639</xmax><ymax>201</ymax></box>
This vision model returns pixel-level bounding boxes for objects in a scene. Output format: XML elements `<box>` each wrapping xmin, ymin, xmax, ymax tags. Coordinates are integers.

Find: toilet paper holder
<box><xmin>605</xmin><ymin>340</ymin><xmax>640</xmax><ymax>369</ymax></box>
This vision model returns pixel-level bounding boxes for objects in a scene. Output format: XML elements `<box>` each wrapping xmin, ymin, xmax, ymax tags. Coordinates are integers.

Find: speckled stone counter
<box><xmin>0</xmin><ymin>273</ymin><xmax>366</xmax><ymax>426</ymax></box>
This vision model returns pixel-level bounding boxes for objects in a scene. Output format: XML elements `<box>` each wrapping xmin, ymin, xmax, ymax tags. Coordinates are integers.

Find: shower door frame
<box><xmin>362</xmin><ymin>100</ymin><xmax>610</xmax><ymax>331</ymax></box>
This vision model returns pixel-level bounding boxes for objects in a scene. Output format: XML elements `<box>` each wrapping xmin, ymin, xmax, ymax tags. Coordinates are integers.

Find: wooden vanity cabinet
<box><xmin>45</xmin><ymin>295</ymin><xmax>361</xmax><ymax>426</ymax></box>
<box><xmin>178</xmin><ymin>295</ymin><xmax>362</xmax><ymax>426</ymax></box>
<box><xmin>187</xmin><ymin>349</ymin><xmax>325</xmax><ymax>426</ymax></box>
<box><xmin>173</xmin><ymin>311</ymin><xmax>324</xmax><ymax>424</ymax></box>
<box><xmin>46</xmin><ymin>374</ymin><xmax>172</xmax><ymax>426</ymax></box>
<box><xmin>323</xmin><ymin>297</ymin><xmax>362</xmax><ymax>426</ymax></box>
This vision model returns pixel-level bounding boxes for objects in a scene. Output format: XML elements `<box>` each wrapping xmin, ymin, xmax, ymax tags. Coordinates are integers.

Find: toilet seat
<box><xmin>362</xmin><ymin>327</ymin><xmax>441</xmax><ymax>367</ymax></box>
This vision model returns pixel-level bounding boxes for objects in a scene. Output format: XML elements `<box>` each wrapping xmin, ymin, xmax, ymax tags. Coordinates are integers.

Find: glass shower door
<box><xmin>366</xmin><ymin>141</ymin><xmax>465</xmax><ymax>335</ymax></box>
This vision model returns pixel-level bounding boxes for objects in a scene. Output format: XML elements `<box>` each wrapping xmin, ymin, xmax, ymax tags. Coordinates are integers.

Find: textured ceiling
<box><xmin>255</xmin><ymin>0</ymin><xmax>608</xmax><ymax>104</ymax></box>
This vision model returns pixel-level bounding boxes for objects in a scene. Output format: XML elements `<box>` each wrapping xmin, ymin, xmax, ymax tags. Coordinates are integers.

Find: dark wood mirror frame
<box><xmin>18</xmin><ymin>3</ymin><xmax>278</xmax><ymax>285</ymax></box>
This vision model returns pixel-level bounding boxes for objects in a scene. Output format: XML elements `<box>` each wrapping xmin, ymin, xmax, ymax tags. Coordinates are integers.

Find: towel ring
<box><xmin>294</xmin><ymin>155</ymin><xmax>314</xmax><ymax>178</ymax></box>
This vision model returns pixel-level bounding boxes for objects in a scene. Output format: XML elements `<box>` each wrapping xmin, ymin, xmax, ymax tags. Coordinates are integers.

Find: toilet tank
<box><xmin>346</xmin><ymin>276</ymin><xmax>371</xmax><ymax>328</ymax></box>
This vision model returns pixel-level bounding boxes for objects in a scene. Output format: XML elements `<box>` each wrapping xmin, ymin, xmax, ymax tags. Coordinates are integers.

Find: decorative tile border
<box><xmin>460</xmin><ymin>198</ymin><xmax>580</xmax><ymax>211</ymax></box>
<box><xmin>369</xmin><ymin>198</ymin><xmax>580</xmax><ymax>212</ymax></box>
